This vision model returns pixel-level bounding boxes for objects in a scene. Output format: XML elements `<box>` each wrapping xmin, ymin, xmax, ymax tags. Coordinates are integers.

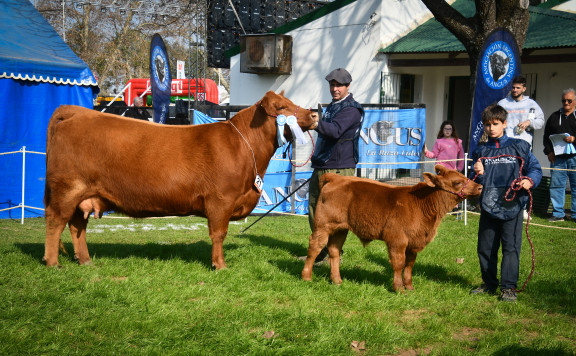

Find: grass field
<box><xmin>0</xmin><ymin>212</ymin><xmax>575</xmax><ymax>355</ymax></box>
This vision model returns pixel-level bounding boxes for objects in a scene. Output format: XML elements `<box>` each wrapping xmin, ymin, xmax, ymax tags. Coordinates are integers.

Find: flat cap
<box><xmin>325</xmin><ymin>68</ymin><xmax>352</xmax><ymax>84</ymax></box>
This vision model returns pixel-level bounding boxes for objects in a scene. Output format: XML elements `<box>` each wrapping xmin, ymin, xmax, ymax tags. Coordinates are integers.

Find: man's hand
<box><xmin>547</xmin><ymin>152</ymin><xmax>555</xmax><ymax>163</ymax></box>
<box><xmin>563</xmin><ymin>135</ymin><xmax>575</xmax><ymax>144</ymax></box>
<box><xmin>517</xmin><ymin>120</ymin><xmax>531</xmax><ymax>131</ymax></box>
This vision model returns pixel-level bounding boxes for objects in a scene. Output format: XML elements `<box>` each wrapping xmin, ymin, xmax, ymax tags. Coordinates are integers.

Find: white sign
<box><xmin>176</xmin><ymin>60</ymin><xmax>185</xmax><ymax>79</ymax></box>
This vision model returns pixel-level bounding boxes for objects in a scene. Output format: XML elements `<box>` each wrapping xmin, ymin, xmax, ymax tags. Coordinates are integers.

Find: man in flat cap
<box><xmin>304</xmin><ymin>68</ymin><xmax>364</xmax><ymax>264</ymax></box>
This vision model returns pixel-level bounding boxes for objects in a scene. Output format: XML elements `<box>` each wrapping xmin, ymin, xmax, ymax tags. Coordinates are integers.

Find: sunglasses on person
<box><xmin>562</xmin><ymin>99</ymin><xmax>573</xmax><ymax>104</ymax></box>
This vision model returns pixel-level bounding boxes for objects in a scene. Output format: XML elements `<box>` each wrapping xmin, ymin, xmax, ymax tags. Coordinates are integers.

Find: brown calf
<box><xmin>44</xmin><ymin>91</ymin><xmax>318</xmax><ymax>268</ymax></box>
<box><xmin>301</xmin><ymin>165</ymin><xmax>482</xmax><ymax>291</ymax></box>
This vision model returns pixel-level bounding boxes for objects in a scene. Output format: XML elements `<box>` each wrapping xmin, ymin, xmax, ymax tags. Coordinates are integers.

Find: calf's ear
<box><xmin>423</xmin><ymin>172</ymin><xmax>440</xmax><ymax>187</ymax></box>
<box><xmin>435</xmin><ymin>164</ymin><xmax>447</xmax><ymax>175</ymax></box>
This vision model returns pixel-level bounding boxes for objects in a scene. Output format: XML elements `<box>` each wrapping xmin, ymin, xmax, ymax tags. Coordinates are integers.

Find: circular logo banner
<box><xmin>481</xmin><ymin>40</ymin><xmax>516</xmax><ymax>89</ymax></box>
<box><xmin>151</xmin><ymin>46</ymin><xmax>170</xmax><ymax>91</ymax></box>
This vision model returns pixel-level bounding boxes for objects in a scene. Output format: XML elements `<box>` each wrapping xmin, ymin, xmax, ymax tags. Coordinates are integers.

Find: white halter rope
<box><xmin>276</xmin><ymin>115</ymin><xmax>308</xmax><ymax>146</ymax></box>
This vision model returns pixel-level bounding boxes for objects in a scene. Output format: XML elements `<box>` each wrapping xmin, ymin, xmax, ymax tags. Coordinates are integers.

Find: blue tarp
<box><xmin>0</xmin><ymin>0</ymin><xmax>98</xmax><ymax>219</ymax></box>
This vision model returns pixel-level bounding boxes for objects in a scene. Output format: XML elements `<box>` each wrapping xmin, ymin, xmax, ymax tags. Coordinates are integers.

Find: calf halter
<box><xmin>441</xmin><ymin>178</ymin><xmax>471</xmax><ymax>199</ymax></box>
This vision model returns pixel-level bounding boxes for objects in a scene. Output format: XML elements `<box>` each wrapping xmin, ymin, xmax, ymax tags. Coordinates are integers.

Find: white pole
<box><xmin>464</xmin><ymin>152</ymin><xmax>468</xmax><ymax>226</ymax></box>
<box><xmin>21</xmin><ymin>146</ymin><xmax>26</xmax><ymax>224</ymax></box>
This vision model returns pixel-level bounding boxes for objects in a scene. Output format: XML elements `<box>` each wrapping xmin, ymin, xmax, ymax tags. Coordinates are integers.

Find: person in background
<box><xmin>469</xmin><ymin>104</ymin><xmax>542</xmax><ymax>303</ymax></box>
<box><xmin>126</xmin><ymin>97</ymin><xmax>151</xmax><ymax>121</ymax></box>
<box><xmin>300</xmin><ymin>68</ymin><xmax>364</xmax><ymax>265</ymax></box>
<box><xmin>424</xmin><ymin>120</ymin><xmax>464</xmax><ymax>172</ymax></box>
<box><xmin>543</xmin><ymin>88</ymin><xmax>576</xmax><ymax>223</ymax></box>
<box><xmin>498</xmin><ymin>75</ymin><xmax>544</xmax><ymax>147</ymax></box>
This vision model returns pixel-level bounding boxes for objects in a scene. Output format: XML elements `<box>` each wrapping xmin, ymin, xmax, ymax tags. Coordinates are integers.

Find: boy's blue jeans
<box><xmin>549</xmin><ymin>156</ymin><xmax>576</xmax><ymax>219</ymax></box>
<box><xmin>477</xmin><ymin>210</ymin><xmax>523</xmax><ymax>290</ymax></box>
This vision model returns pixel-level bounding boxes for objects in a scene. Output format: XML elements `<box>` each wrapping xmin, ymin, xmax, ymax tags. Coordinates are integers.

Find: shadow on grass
<box><xmin>526</xmin><ymin>277</ymin><xmax>576</xmax><ymax>317</ymax></box>
<box><xmin>241</xmin><ymin>233</ymin><xmax>307</xmax><ymax>256</ymax></box>
<box><xmin>244</xmin><ymin>234</ymin><xmax>470</xmax><ymax>290</ymax></box>
<box><xmin>14</xmin><ymin>240</ymin><xmax>242</xmax><ymax>269</ymax></box>
<box><xmin>493</xmin><ymin>345</ymin><xmax>574</xmax><ymax>355</ymax></box>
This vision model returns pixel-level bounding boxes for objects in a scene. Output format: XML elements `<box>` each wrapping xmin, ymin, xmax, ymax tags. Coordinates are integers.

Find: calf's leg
<box><xmin>402</xmin><ymin>249</ymin><xmax>418</xmax><ymax>290</ymax></box>
<box><xmin>68</xmin><ymin>210</ymin><xmax>92</xmax><ymax>265</ymax></box>
<box><xmin>301</xmin><ymin>228</ymin><xmax>330</xmax><ymax>281</ymax></box>
<box><xmin>387</xmin><ymin>244</ymin><xmax>408</xmax><ymax>292</ymax></box>
<box><xmin>328</xmin><ymin>230</ymin><xmax>348</xmax><ymax>285</ymax></box>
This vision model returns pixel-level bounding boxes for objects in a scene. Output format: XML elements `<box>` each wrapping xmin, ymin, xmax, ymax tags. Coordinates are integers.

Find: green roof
<box><xmin>380</xmin><ymin>0</ymin><xmax>576</xmax><ymax>54</ymax></box>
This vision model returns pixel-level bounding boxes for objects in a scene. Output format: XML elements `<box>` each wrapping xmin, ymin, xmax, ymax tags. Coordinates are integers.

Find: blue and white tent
<box><xmin>0</xmin><ymin>0</ymin><xmax>98</xmax><ymax>219</ymax></box>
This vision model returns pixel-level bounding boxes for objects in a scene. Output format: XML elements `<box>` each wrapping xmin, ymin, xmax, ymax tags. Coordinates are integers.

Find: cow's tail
<box><xmin>45</xmin><ymin>105</ymin><xmax>75</xmax><ymax>207</ymax></box>
<box><xmin>318</xmin><ymin>172</ymin><xmax>337</xmax><ymax>191</ymax></box>
<box><xmin>46</xmin><ymin>105</ymin><xmax>74</xmax><ymax>150</ymax></box>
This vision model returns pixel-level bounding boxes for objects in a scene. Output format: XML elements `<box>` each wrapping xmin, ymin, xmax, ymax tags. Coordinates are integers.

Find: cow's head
<box><xmin>423</xmin><ymin>165</ymin><xmax>482</xmax><ymax>199</ymax></box>
<box><xmin>258</xmin><ymin>91</ymin><xmax>319</xmax><ymax>143</ymax></box>
<box><xmin>489</xmin><ymin>53</ymin><xmax>510</xmax><ymax>82</ymax></box>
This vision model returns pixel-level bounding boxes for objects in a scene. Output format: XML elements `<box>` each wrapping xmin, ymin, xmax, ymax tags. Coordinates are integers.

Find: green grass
<box><xmin>0</xmin><ymin>213</ymin><xmax>575</xmax><ymax>355</ymax></box>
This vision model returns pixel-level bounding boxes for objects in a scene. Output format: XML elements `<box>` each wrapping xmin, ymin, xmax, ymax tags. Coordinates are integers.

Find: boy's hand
<box><xmin>519</xmin><ymin>178</ymin><xmax>533</xmax><ymax>190</ymax></box>
<box><xmin>474</xmin><ymin>161</ymin><xmax>484</xmax><ymax>175</ymax></box>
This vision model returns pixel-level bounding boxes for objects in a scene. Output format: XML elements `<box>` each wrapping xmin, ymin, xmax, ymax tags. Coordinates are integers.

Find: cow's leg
<box><xmin>44</xmin><ymin>208</ymin><xmax>68</xmax><ymax>267</ymax></box>
<box><xmin>328</xmin><ymin>230</ymin><xmax>348</xmax><ymax>285</ymax></box>
<box><xmin>68</xmin><ymin>209</ymin><xmax>92</xmax><ymax>265</ymax></box>
<box><xmin>387</xmin><ymin>244</ymin><xmax>408</xmax><ymax>292</ymax></box>
<box><xmin>301</xmin><ymin>228</ymin><xmax>330</xmax><ymax>281</ymax></box>
<box><xmin>207</xmin><ymin>217</ymin><xmax>229</xmax><ymax>269</ymax></box>
<box><xmin>402</xmin><ymin>249</ymin><xmax>418</xmax><ymax>290</ymax></box>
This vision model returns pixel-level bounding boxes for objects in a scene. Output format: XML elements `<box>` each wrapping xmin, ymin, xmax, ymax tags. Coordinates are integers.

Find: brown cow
<box><xmin>301</xmin><ymin>165</ymin><xmax>482</xmax><ymax>292</ymax></box>
<box><xmin>44</xmin><ymin>91</ymin><xmax>318</xmax><ymax>268</ymax></box>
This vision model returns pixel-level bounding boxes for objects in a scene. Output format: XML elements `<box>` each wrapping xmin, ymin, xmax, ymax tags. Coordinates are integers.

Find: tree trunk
<box><xmin>420</xmin><ymin>0</ymin><xmax>529</xmax><ymax>93</ymax></box>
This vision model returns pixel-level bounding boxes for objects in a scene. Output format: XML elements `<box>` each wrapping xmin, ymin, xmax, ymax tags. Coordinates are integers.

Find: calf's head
<box><xmin>423</xmin><ymin>165</ymin><xmax>482</xmax><ymax>199</ymax></box>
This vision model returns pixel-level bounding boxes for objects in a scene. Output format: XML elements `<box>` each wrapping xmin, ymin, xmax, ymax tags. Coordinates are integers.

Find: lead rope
<box><xmin>471</xmin><ymin>154</ymin><xmax>535</xmax><ymax>293</ymax></box>
<box><xmin>287</xmin><ymin>131</ymin><xmax>316</xmax><ymax>167</ymax></box>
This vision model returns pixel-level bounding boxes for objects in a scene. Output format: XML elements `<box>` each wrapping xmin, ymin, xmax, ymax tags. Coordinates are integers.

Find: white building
<box><xmin>228</xmin><ymin>0</ymin><xmax>576</xmax><ymax>170</ymax></box>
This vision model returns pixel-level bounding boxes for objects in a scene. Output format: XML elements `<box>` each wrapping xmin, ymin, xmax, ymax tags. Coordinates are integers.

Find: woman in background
<box><xmin>425</xmin><ymin>120</ymin><xmax>465</xmax><ymax>172</ymax></box>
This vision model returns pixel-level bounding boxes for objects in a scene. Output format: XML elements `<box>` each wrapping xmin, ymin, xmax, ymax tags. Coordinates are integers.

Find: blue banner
<box><xmin>253</xmin><ymin>171</ymin><xmax>312</xmax><ymax>215</ymax></box>
<box><xmin>469</xmin><ymin>29</ymin><xmax>521</xmax><ymax>153</ymax></box>
<box><xmin>150</xmin><ymin>34</ymin><xmax>172</xmax><ymax>124</ymax></box>
<box><xmin>358</xmin><ymin>108</ymin><xmax>425</xmax><ymax>169</ymax></box>
<box><xmin>193</xmin><ymin>110</ymin><xmax>217</xmax><ymax>125</ymax></box>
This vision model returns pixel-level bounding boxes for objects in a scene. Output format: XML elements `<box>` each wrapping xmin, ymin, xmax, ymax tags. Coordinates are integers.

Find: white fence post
<box><xmin>21</xmin><ymin>146</ymin><xmax>26</xmax><ymax>224</ymax></box>
<box><xmin>464</xmin><ymin>152</ymin><xmax>468</xmax><ymax>226</ymax></box>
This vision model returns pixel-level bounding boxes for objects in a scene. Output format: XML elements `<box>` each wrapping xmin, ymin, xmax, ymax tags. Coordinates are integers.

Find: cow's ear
<box><xmin>435</xmin><ymin>165</ymin><xmax>447</xmax><ymax>175</ymax></box>
<box><xmin>259</xmin><ymin>91</ymin><xmax>277</xmax><ymax>113</ymax></box>
<box><xmin>423</xmin><ymin>172</ymin><xmax>439</xmax><ymax>187</ymax></box>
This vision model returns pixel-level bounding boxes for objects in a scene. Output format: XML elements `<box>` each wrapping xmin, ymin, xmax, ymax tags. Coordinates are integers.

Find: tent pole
<box><xmin>21</xmin><ymin>146</ymin><xmax>25</xmax><ymax>224</ymax></box>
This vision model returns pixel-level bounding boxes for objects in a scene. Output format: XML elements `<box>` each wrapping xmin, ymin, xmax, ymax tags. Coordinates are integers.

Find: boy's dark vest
<box><xmin>312</xmin><ymin>96</ymin><xmax>364</xmax><ymax>166</ymax></box>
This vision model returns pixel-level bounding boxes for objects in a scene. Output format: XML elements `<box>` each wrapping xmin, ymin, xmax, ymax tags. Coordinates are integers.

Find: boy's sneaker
<box><xmin>470</xmin><ymin>284</ymin><xmax>496</xmax><ymax>295</ymax></box>
<box><xmin>548</xmin><ymin>216</ymin><xmax>565</xmax><ymax>222</ymax></box>
<box><xmin>500</xmin><ymin>288</ymin><xmax>517</xmax><ymax>303</ymax></box>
